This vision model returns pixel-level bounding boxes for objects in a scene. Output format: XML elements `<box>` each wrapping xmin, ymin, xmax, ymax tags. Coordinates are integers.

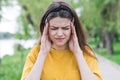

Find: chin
<box><xmin>55</xmin><ymin>42</ymin><xmax>67</xmax><ymax>47</ymax></box>
<box><xmin>51</xmin><ymin>38</ymin><xmax>69</xmax><ymax>47</ymax></box>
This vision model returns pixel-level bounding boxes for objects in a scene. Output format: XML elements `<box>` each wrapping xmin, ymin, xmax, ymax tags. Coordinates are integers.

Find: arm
<box><xmin>22</xmin><ymin>23</ymin><xmax>51</xmax><ymax>80</ymax></box>
<box><xmin>69</xmin><ymin>22</ymin><xmax>99</xmax><ymax>80</ymax></box>
<box><xmin>25</xmin><ymin>50</ymin><xmax>47</xmax><ymax>80</ymax></box>
<box><xmin>74</xmin><ymin>49</ymin><xmax>98</xmax><ymax>80</ymax></box>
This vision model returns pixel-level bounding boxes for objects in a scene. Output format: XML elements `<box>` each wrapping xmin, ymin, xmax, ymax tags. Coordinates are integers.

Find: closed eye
<box><xmin>62</xmin><ymin>26</ymin><xmax>70</xmax><ymax>30</ymax></box>
<box><xmin>62</xmin><ymin>27</ymin><xmax>70</xmax><ymax>30</ymax></box>
<box><xmin>50</xmin><ymin>26</ymin><xmax>58</xmax><ymax>30</ymax></box>
<box><xmin>50</xmin><ymin>26</ymin><xmax>70</xmax><ymax>30</ymax></box>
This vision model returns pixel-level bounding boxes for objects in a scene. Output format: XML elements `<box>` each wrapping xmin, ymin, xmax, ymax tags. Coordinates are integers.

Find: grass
<box><xmin>0</xmin><ymin>49</ymin><xmax>30</xmax><ymax>80</ymax></box>
<box><xmin>89</xmin><ymin>39</ymin><xmax>120</xmax><ymax>65</ymax></box>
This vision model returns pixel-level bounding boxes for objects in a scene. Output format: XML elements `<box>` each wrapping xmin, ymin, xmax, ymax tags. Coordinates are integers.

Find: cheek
<box><xmin>49</xmin><ymin>30</ymin><xmax>56</xmax><ymax>39</ymax></box>
<box><xmin>65</xmin><ymin>30</ymin><xmax>71</xmax><ymax>37</ymax></box>
<box><xmin>49</xmin><ymin>30</ymin><xmax>55</xmax><ymax>36</ymax></box>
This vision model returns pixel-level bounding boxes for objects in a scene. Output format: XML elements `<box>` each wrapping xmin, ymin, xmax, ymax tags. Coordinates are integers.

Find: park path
<box><xmin>96</xmin><ymin>54</ymin><xmax>120</xmax><ymax>80</ymax></box>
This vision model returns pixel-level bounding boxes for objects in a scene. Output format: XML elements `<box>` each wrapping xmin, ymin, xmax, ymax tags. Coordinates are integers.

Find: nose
<box><xmin>57</xmin><ymin>29</ymin><xmax>63</xmax><ymax>37</ymax></box>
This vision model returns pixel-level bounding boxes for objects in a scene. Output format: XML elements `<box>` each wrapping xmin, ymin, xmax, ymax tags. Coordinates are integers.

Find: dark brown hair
<box><xmin>39</xmin><ymin>1</ymin><xmax>95</xmax><ymax>57</ymax></box>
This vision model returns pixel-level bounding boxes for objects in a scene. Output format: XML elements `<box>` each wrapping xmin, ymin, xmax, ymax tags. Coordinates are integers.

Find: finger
<box><xmin>71</xmin><ymin>19</ymin><xmax>76</xmax><ymax>34</ymax></box>
<box><xmin>43</xmin><ymin>22</ymin><xmax>49</xmax><ymax>35</ymax></box>
<box><xmin>70</xmin><ymin>21</ymin><xmax>77</xmax><ymax>37</ymax></box>
<box><xmin>41</xmin><ymin>23</ymin><xmax>49</xmax><ymax>41</ymax></box>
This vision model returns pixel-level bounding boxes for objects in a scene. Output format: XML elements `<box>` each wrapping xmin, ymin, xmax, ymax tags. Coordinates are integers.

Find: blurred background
<box><xmin>0</xmin><ymin>0</ymin><xmax>120</xmax><ymax>80</ymax></box>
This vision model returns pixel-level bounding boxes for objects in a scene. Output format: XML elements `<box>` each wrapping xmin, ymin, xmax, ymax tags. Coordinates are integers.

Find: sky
<box><xmin>0</xmin><ymin>0</ymin><xmax>21</xmax><ymax>34</ymax></box>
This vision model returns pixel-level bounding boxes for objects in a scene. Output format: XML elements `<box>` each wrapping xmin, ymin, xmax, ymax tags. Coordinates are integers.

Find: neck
<box><xmin>52</xmin><ymin>44</ymin><xmax>68</xmax><ymax>50</ymax></box>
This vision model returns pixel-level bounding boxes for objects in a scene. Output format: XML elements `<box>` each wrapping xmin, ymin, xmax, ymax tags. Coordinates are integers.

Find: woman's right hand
<box><xmin>40</xmin><ymin>23</ymin><xmax>51</xmax><ymax>55</ymax></box>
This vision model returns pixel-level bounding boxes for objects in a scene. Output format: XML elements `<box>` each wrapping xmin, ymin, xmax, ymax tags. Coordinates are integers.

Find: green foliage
<box><xmin>15</xmin><ymin>12</ymin><xmax>33</xmax><ymax>39</ymax></box>
<box><xmin>89</xmin><ymin>39</ymin><xmax>120</xmax><ymax>65</ymax></box>
<box><xmin>69</xmin><ymin>0</ymin><xmax>103</xmax><ymax>38</ymax></box>
<box><xmin>70</xmin><ymin>0</ymin><xmax>120</xmax><ymax>40</ymax></box>
<box><xmin>16</xmin><ymin>0</ymin><xmax>51</xmax><ymax>39</ymax></box>
<box><xmin>0</xmin><ymin>49</ymin><xmax>29</xmax><ymax>80</ymax></box>
<box><xmin>97</xmin><ymin>43</ymin><xmax>120</xmax><ymax>65</ymax></box>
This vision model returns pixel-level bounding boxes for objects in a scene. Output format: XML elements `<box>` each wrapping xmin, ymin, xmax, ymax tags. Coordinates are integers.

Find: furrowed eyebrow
<box><xmin>50</xmin><ymin>26</ymin><xmax>58</xmax><ymax>28</ymax></box>
<box><xmin>63</xmin><ymin>25</ymin><xmax>70</xmax><ymax>28</ymax></box>
<box><xmin>50</xmin><ymin>25</ymin><xmax>70</xmax><ymax>28</ymax></box>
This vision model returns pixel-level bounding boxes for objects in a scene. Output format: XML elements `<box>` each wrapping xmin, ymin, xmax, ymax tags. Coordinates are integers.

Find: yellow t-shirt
<box><xmin>21</xmin><ymin>45</ymin><xmax>102</xmax><ymax>80</ymax></box>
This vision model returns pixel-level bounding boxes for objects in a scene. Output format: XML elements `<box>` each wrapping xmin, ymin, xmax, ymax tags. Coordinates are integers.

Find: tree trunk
<box><xmin>101</xmin><ymin>31</ymin><xmax>106</xmax><ymax>48</ymax></box>
<box><xmin>96</xmin><ymin>29</ymin><xmax>106</xmax><ymax>49</ymax></box>
<box><xmin>105</xmin><ymin>31</ymin><xmax>114</xmax><ymax>55</ymax></box>
<box><xmin>22</xmin><ymin>5</ymin><xmax>34</xmax><ymax>26</ymax></box>
<box><xmin>100</xmin><ymin>0</ymin><xmax>118</xmax><ymax>55</ymax></box>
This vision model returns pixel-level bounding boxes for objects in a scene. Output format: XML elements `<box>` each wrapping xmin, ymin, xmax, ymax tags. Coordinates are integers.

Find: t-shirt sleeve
<box><xmin>83</xmin><ymin>46</ymin><xmax>103</xmax><ymax>80</ymax></box>
<box><xmin>21</xmin><ymin>45</ymin><xmax>40</xmax><ymax>80</ymax></box>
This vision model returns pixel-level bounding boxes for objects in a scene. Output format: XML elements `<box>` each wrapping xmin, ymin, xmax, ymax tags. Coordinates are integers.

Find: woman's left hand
<box><xmin>69</xmin><ymin>21</ymin><xmax>82</xmax><ymax>54</ymax></box>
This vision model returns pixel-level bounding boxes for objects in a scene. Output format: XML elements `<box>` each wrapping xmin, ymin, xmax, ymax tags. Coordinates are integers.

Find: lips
<box><xmin>55</xmin><ymin>38</ymin><xmax>64</xmax><ymax>42</ymax></box>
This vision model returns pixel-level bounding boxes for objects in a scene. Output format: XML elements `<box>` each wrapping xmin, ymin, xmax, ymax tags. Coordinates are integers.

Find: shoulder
<box><xmin>83</xmin><ymin>45</ymin><xmax>97</xmax><ymax>60</ymax></box>
<box><xmin>27</xmin><ymin>44</ymin><xmax>41</xmax><ymax>59</ymax></box>
<box><xmin>31</xmin><ymin>44</ymin><xmax>40</xmax><ymax>52</ymax></box>
<box><xmin>84</xmin><ymin>45</ymin><xmax>95</xmax><ymax>55</ymax></box>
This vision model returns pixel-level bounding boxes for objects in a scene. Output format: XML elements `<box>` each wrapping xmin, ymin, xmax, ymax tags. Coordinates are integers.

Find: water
<box><xmin>0</xmin><ymin>39</ymin><xmax>37</xmax><ymax>58</ymax></box>
<box><xmin>0</xmin><ymin>0</ymin><xmax>37</xmax><ymax>58</ymax></box>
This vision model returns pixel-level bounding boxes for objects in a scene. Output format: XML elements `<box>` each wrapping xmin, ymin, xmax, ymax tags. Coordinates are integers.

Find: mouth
<box><xmin>55</xmin><ymin>38</ymin><xmax>64</xmax><ymax>42</ymax></box>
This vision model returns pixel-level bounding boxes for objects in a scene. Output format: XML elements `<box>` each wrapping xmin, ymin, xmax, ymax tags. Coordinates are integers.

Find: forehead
<box><xmin>49</xmin><ymin>17</ymin><xmax>71</xmax><ymax>27</ymax></box>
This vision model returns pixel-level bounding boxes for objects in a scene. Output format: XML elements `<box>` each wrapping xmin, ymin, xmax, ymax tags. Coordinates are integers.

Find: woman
<box><xmin>21</xmin><ymin>1</ymin><xmax>102</xmax><ymax>80</ymax></box>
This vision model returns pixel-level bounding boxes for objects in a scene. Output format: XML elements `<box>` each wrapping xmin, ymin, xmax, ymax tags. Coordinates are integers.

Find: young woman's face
<box><xmin>48</xmin><ymin>17</ymin><xmax>71</xmax><ymax>49</ymax></box>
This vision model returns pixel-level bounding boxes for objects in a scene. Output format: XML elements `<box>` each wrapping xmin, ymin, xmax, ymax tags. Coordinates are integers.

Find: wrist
<box><xmin>74</xmin><ymin>48</ymin><xmax>82</xmax><ymax>54</ymax></box>
<box><xmin>73</xmin><ymin>49</ymin><xmax>83</xmax><ymax>57</ymax></box>
<box><xmin>38</xmin><ymin>50</ymin><xmax>48</xmax><ymax>58</ymax></box>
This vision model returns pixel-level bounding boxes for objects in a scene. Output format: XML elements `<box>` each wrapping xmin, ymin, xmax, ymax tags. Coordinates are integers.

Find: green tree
<box><xmin>69</xmin><ymin>0</ymin><xmax>120</xmax><ymax>54</ymax></box>
<box><xmin>100</xmin><ymin>0</ymin><xmax>120</xmax><ymax>54</ymax></box>
<box><xmin>16</xmin><ymin>0</ymin><xmax>51</xmax><ymax>39</ymax></box>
